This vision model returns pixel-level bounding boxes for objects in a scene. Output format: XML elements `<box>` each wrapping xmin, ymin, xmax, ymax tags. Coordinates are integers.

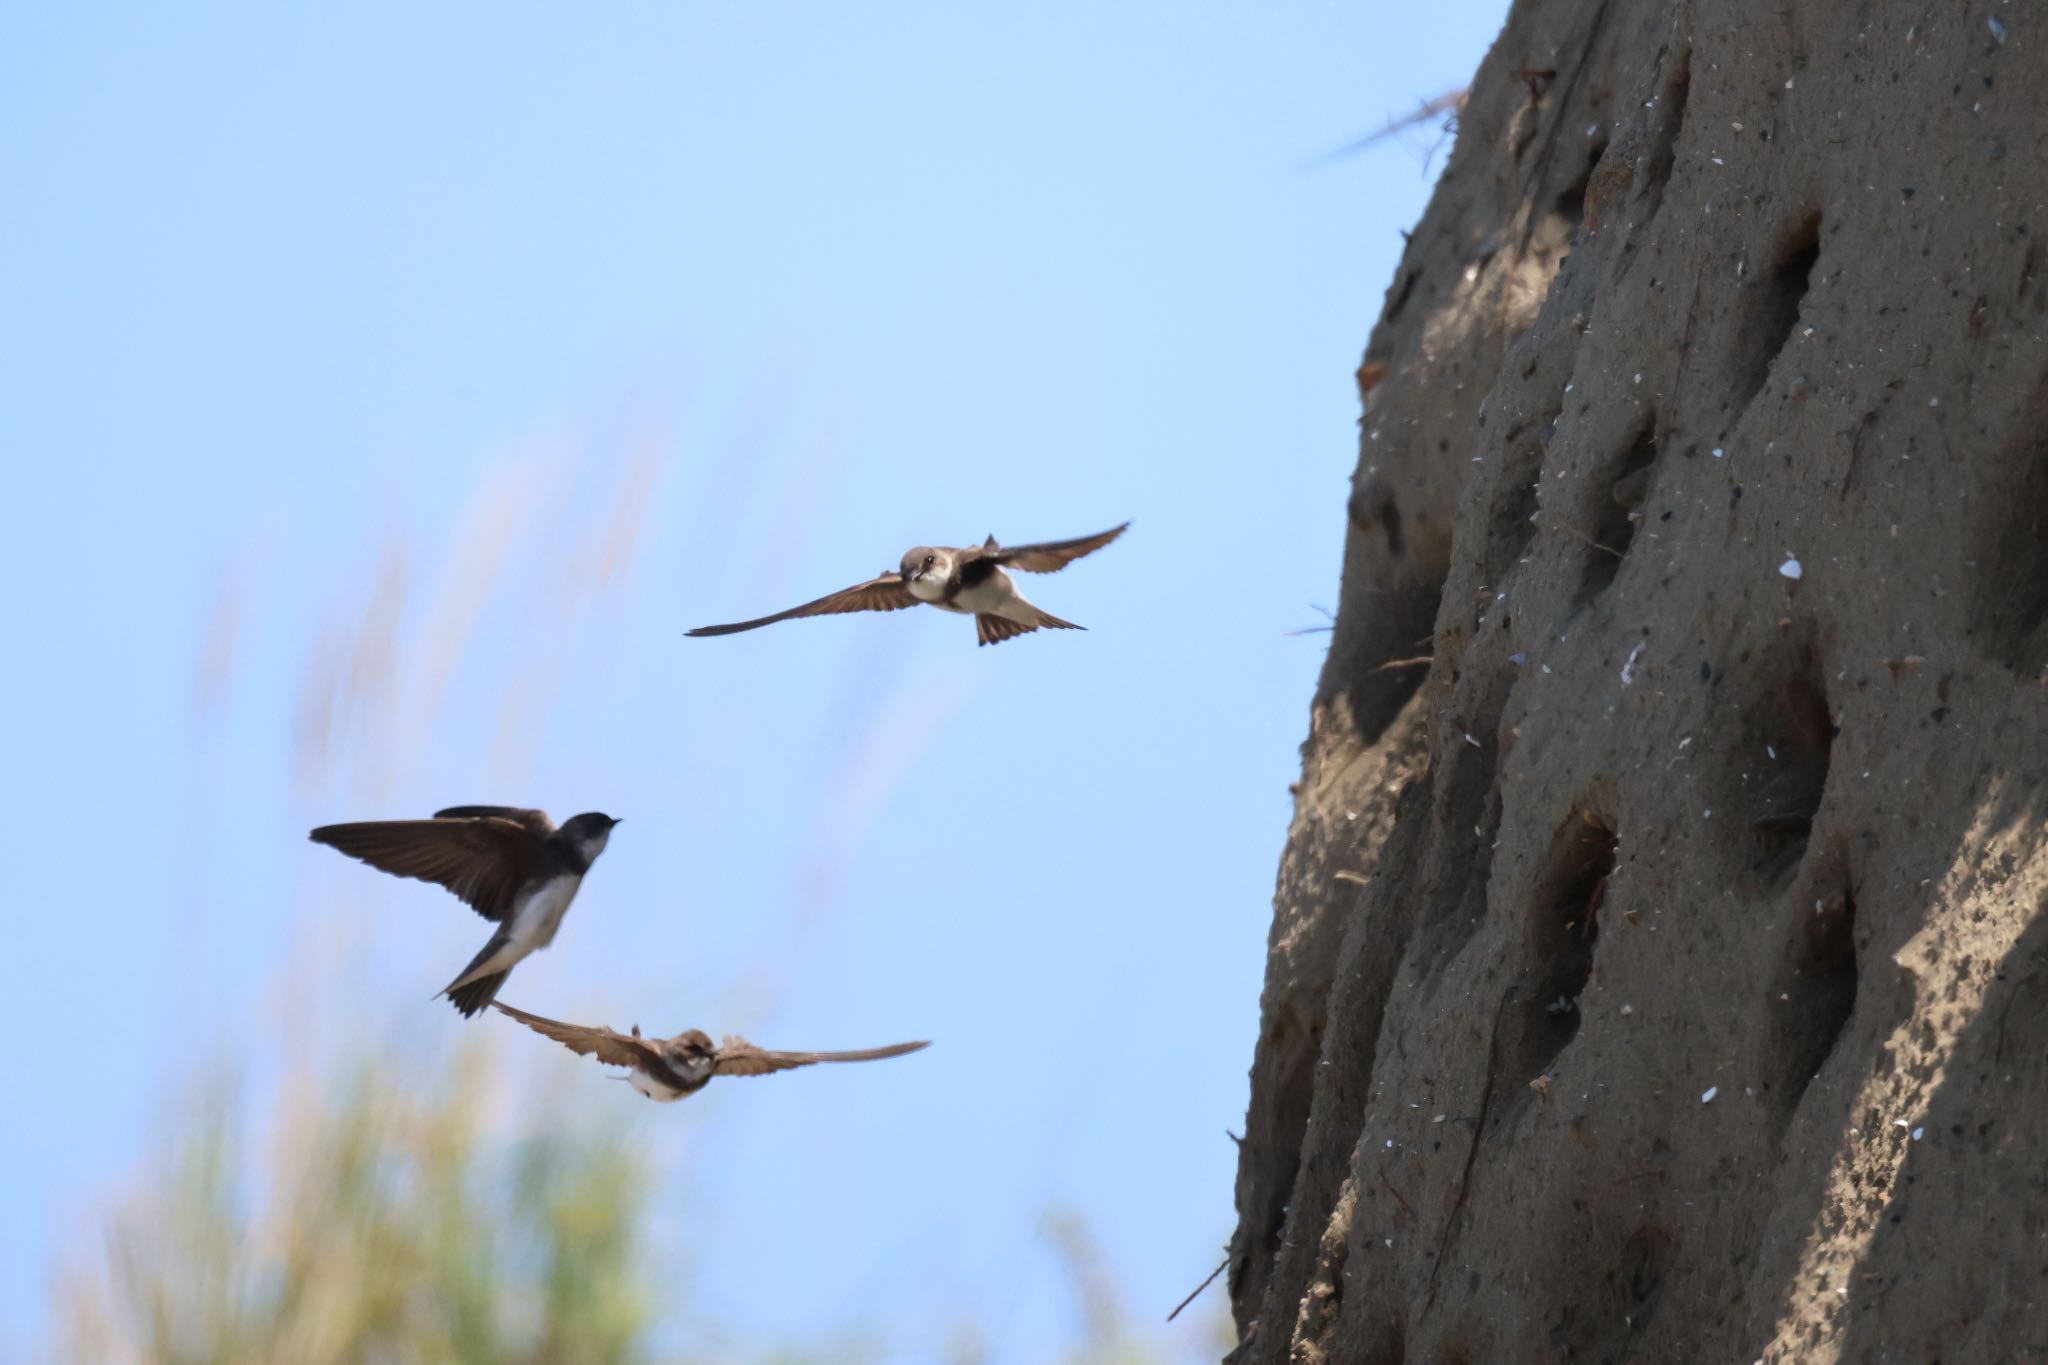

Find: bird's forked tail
<box><xmin>977</xmin><ymin>606</ymin><xmax>1082</xmax><ymax>646</ymax></box>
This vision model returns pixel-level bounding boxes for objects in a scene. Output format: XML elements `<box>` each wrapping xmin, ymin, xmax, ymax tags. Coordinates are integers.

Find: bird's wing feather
<box><xmin>308</xmin><ymin>817</ymin><xmax>541</xmax><ymax>921</ymax></box>
<box><xmin>430</xmin><ymin>806</ymin><xmax>555</xmax><ymax>837</ymax></box>
<box><xmin>982</xmin><ymin>522</ymin><xmax>1129</xmax><ymax>573</ymax></box>
<box><xmin>491</xmin><ymin>1002</ymin><xmax>659</xmax><ymax>1069</ymax></box>
<box><xmin>713</xmin><ymin>1037</ymin><xmax>930</xmax><ymax>1077</ymax></box>
<box><xmin>685</xmin><ymin>575</ymin><xmax>917</xmax><ymax>637</ymax></box>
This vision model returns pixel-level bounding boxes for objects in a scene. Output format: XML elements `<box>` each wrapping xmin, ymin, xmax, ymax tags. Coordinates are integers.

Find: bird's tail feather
<box><xmin>977</xmin><ymin>608</ymin><xmax>1082</xmax><ymax>646</ymax></box>
<box><xmin>444</xmin><ymin>970</ymin><xmax>510</xmax><ymax>1018</ymax></box>
<box><xmin>440</xmin><ymin>935</ymin><xmax>514</xmax><ymax>1017</ymax></box>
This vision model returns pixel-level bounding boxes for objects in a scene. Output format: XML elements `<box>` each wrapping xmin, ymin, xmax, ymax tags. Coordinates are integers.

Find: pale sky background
<box><xmin>1</xmin><ymin>3</ymin><xmax>1502</xmax><ymax>1360</ymax></box>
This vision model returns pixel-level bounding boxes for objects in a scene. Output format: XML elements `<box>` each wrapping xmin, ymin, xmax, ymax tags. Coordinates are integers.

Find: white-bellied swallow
<box><xmin>309</xmin><ymin>806</ymin><xmax>620</xmax><ymax>1017</ymax></box>
<box><xmin>491</xmin><ymin>1001</ymin><xmax>929</xmax><ymax>1102</ymax></box>
<box><xmin>686</xmin><ymin>522</ymin><xmax>1129</xmax><ymax>647</ymax></box>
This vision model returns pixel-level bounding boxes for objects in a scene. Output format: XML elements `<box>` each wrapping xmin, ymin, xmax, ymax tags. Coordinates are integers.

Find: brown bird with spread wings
<box><xmin>686</xmin><ymin>521</ymin><xmax>1128</xmax><ymax>646</ymax></box>
<box><xmin>492</xmin><ymin>1002</ymin><xmax>929</xmax><ymax>1102</ymax></box>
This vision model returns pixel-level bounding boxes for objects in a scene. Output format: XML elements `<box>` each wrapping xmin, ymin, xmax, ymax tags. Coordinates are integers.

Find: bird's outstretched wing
<box><xmin>686</xmin><ymin>575</ymin><xmax>918</xmax><ymax>637</ymax></box>
<box><xmin>712</xmin><ymin>1036</ymin><xmax>930</xmax><ymax>1077</ymax></box>
<box><xmin>491</xmin><ymin>1002</ymin><xmax>662</xmax><ymax>1069</ymax></box>
<box><xmin>976</xmin><ymin>522</ymin><xmax>1129</xmax><ymax>573</ymax></box>
<box><xmin>308</xmin><ymin>814</ymin><xmax>542</xmax><ymax>921</ymax></box>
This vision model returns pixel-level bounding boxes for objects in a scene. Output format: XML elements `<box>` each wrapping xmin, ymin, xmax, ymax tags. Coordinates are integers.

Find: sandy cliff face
<box><xmin>1229</xmin><ymin>3</ymin><xmax>2048</xmax><ymax>1359</ymax></box>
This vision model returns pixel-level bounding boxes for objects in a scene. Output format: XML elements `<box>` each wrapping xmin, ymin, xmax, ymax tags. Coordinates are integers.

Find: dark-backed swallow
<box><xmin>686</xmin><ymin>522</ymin><xmax>1129</xmax><ymax>647</ymax></box>
<box><xmin>491</xmin><ymin>1002</ymin><xmax>929</xmax><ymax>1102</ymax></box>
<box><xmin>309</xmin><ymin>806</ymin><xmax>620</xmax><ymax>1017</ymax></box>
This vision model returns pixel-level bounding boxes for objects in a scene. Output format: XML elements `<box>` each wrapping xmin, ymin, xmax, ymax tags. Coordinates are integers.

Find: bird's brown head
<box><xmin>898</xmin><ymin>546</ymin><xmax>949</xmax><ymax>586</ymax></box>
<box><xmin>669</xmin><ymin>1029</ymin><xmax>718</xmax><ymax>1085</ymax></box>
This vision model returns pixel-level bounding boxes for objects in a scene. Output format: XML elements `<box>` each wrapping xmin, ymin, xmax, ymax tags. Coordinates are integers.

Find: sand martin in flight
<box><xmin>491</xmin><ymin>1002</ymin><xmax>929</xmax><ymax>1102</ymax></box>
<box><xmin>309</xmin><ymin>806</ymin><xmax>620</xmax><ymax>1017</ymax></box>
<box><xmin>686</xmin><ymin>521</ymin><xmax>1129</xmax><ymax>646</ymax></box>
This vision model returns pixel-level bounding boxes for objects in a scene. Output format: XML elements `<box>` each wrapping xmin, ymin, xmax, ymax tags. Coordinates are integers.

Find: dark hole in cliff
<box><xmin>1385</xmin><ymin>268</ymin><xmax>1420</xmax><ymax>323</ymax></box>
<box><xmin>1625</xmin><ymin>1227</ymin><xmax>1667</xmax><ymax>1306</ymax></box>
<box><xmin>1732</xmin><ymin>214</ymin><xmax>1821</xmax><ymax>411</ymax></box>
<box><xmin>1335</xmin><ymin>577</ymin><xmax>1442</xmax><ymax>746</ymax></box>
<box><xmin>1554</xmin><ymin>137</ymin><xmax>1610</xmax><ymax>229</ymax></box>
<box><xmin>1970</xmin><ymin>388</ymin><xmax>2048</xmax><ymax>674</ymax></box>
<box><xmin>1415</xmin><ymin>743</ymin><xmax>1507</xmax><ymax>985</ymax></box>
<box><xmin>1495</xmin><ymin>474</ymin><xmax>1540</xmax><ymax>571</ymax></box>
<box><xmin>1517</xmin><ymin>812</ymin><xmax>1618</xmax><ymax>1078</ymax></box>
<box><xmin>1578</xmin><ymin>421</ymin><xmax>1657</xmax><ymax>601</ymax></box>
<box><xmin>1487</xmin><ymin>408</ymin><xmax>1560</xmax><ymax>582</ymax></box>
<box><xmin>1772</xmin><ymin>885</ymin><xmax>1859</xmax><ymax>1125</ymax></box>
<box><xmin>1639</xmin><ymin>52</ymin><xmax>1692</xmax><ymax>224</ymax></box>
<box><xmin>1557</xmin><ymin>1224</ymin><xmax>1671</xmax><ymax>1359</ymax></box>
<box><xmin>1750</xmin><ymin>666</ymin><xmax>1835</xmax><ymax>876</ymax></box>
<box><xmin>1602</xmin><ymin>1226</ymin><xmax>1671</xmax><ymax>1320</ymax></box>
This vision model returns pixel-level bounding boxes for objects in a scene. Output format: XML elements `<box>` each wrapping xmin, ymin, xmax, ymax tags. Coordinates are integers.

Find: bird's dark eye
<box><xmin>923</xmin><ymin>555</ymin><xmax>934</xmax><ymax>568</ymax></box>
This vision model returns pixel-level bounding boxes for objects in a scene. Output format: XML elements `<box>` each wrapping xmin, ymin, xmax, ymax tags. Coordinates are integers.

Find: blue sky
<box><xmin>1</xmin><ymin>3</ymin><xmax>1500</xmax><ymax>1359</ymax></box>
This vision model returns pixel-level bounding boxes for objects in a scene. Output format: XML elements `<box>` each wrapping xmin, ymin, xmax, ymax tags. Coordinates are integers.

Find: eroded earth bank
<box><xmin>1229</xmin><ymin>3</ymin><xmax>2048</xmax><ymax>1360</ymax></box>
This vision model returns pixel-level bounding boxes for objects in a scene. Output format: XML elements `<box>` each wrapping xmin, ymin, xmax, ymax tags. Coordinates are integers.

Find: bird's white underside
<box><xmin>626</xmin><ymin>1071</ymin><xmax>687</xmax><ymax>1102</ymax></box>
<box><xmin>925</xmin><ymin>568</ymin><xmax>1039</xmax><ymax>620</ymax></box>
<box><xmin>456</xmin><ymin>874</ymin><xmax>582</xmax><ymax>984</ymax></box>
